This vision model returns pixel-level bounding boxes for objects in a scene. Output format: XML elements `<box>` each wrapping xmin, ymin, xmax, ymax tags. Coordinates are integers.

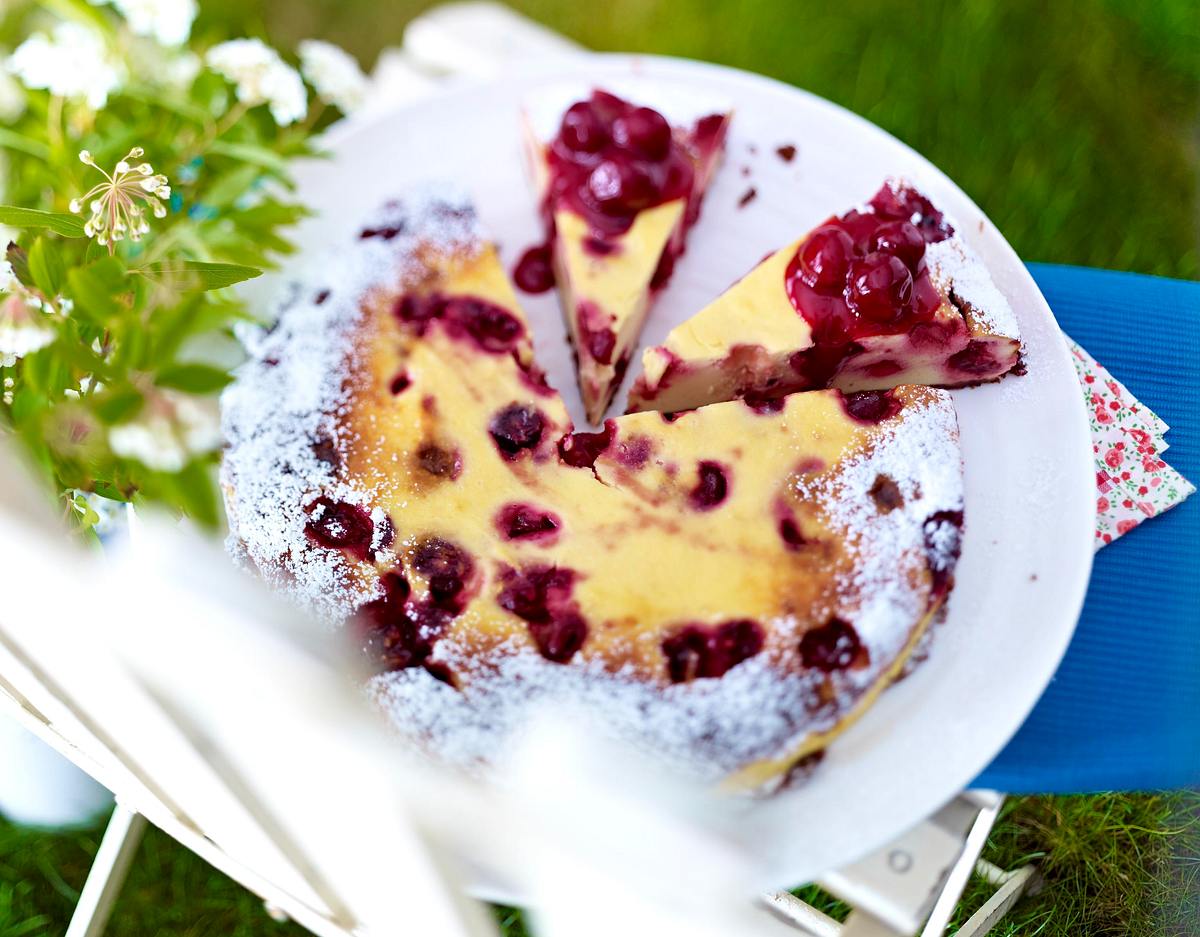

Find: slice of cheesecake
<box><xmin>520</xmin><ymin>84</ymin><xmax>731</xmax><ymax>423</ymax></box>
<box><xmin>627</xmin><ymin>180</ymin><xmax>1022</xmax><ymax>415</ymax></box>
<box><xmin>222</xmin><ymin>188</ymin><xmax>965</xmax><ymax>789</ymax></box>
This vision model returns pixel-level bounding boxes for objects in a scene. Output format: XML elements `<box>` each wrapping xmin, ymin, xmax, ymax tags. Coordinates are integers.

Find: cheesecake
<box><xmin>222</xmin><ymin>189</ymin><xmax>965</xmax><ymax>787</ymax></box>
<box><xmin>627</xmin><ymin>180</ymin><xmax>1022</xmax><ymax>415</ymax></box>
<box><xmin>518</xmin><ymin>84</ymin><xmax>731</xmax><ymax>423</ymax></box>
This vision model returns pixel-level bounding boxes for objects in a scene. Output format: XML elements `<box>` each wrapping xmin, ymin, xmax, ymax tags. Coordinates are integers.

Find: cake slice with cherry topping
<box><xmin>519</xmin><ymin>83</ymin><xmax>731</xmax><ymax>423</ymax></box>
<box><xmin>627</xmin><ymin>180</ymin><xmax>1022</xmax><ymax>415</ymax></box>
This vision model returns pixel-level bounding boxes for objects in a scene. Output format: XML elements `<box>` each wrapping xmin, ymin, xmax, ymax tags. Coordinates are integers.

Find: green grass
<box><xmin>3</xmin><ymin>791</ymin><xmax>1198</xmax><ymax>936</ymax></box>
<box><xmin>4</xmin><ymin>0</ymin><xmax>1199</xmax><ymax>934</ymax></box>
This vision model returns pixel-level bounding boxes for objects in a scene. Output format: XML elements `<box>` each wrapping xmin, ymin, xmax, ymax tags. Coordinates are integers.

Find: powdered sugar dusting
<box><xmin>221</xmin><ymin>186</ymin><xmax>484</xmax><ymax>620</ymax></box>
<box><xmin>875</xmin><ymin>177</ymin><xmax>1020</xmax><ymax>340</ymax></box>
<box><xmin>364</xmin><ymin>392</ymin><xmax>963</xmax><ymax>784</ymax></box>
<box><xmin>926</xmin><ymin>237</ymin><xmax>1020</xmax><ymax>339</ymax></box>
<box><xmin>369</xmin><ymin>639</ymin><xmax>832</xmax><ymax>783</ymax></box>
<box><xmin>796</xmin><ymin>391</ymin><xmax>963</xmax><ymax>683</ymax></box>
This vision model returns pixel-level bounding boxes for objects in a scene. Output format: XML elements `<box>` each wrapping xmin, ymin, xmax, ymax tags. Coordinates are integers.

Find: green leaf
<box><xmin>203</xmin><ymin>163</ymin><xmax>261</xmax><ymax>208</ymax></box>
<box><xmin>155</xmin><ymin>363</ymin><xmax>234</xmax><ymax>394</ymax></box>
<box><xmin>28</xmin><ymin>238</ymin><xmax>65</xmax><ymax>298</ymax></box>
<box><xmin>139</xmin><ymin>260</ymin><xmax>262</xmax><ymax>291</ymax></box>
<box><xmin>5</xmin><ymin>243</ymin><xmax>32</xmax><ymax>291</ymax></box>
<box><xmin>0</xmin><ymin>207</ymin><xmax>86</xmax><ymax>238</ymax></box>
<box><xmin>157</xmin><ymin>458</ymin><xmax>220</xmax><ymax>529</ymax></box>
<box><xmin>67</xmin><ymin>258</ymin><xmax>128</xmax><ymax>323</ymax></box>
<box><xmin>209</xmin><ymin>140</ymin><xmax>291</xmax><ymax>175</ymax></box>
<box><xmin>0</xmin><ymin>128</ymin><xmax>52</xmax><ymax>160</ymax></box>
<box><xmin>93</xmin><ymin>388</ymin><xmax>144</xmax><ymax>425</ymax></box>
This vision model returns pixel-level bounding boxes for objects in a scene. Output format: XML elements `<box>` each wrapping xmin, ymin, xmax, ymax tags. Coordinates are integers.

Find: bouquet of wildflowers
<box><xmin>0</xmin><ymin>0</ymin><xmax>369</xmax><ymax>538</ymax></box>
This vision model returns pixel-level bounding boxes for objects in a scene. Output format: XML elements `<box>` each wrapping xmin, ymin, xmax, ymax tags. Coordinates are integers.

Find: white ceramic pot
<box><xmin>0</xmin><ymin>714</ymin><xmax>113</xmax><ymax>828</ymax></box>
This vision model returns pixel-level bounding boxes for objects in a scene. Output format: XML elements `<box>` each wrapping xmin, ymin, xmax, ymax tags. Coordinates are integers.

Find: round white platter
<box><xmin>278</xmin><ymin>54</ymin><xmax>1094</xmax><ymax>890</ymax></box>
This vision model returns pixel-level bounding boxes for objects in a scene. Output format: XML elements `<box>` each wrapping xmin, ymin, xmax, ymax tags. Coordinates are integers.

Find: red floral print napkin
<box><xmin>1069</xmin><ymin>339</ymin><xmax>1195</xmax><ymax>549</ymax></box>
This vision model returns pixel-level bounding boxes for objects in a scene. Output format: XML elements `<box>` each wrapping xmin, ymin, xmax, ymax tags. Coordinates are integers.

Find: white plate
<box><xmin>282</xmin><ymin>54</ymin><xmax>1094</xmax><ymax>889</ymax></box>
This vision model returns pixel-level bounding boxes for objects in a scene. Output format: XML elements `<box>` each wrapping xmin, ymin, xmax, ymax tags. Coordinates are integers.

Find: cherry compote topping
<box><xmin>662</xmin><ymin>619</ymin><xmax>764</xmax><ymax>683</ymax></box>
<box><xmin>545</xmin><ymin>91</ymin><xmax>699</xmax><ymax>238</ymax></box>
<box><xmin>784</xmin><ymin>183</ymin><xmax>954</xmax><ymax>387</ymax></box>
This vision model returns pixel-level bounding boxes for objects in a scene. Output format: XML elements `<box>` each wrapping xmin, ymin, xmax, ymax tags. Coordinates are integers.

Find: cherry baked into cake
<box><xmin>222</xmin><ymin>189</ymin><xmax>965</xmax><ymax>788</ymax></box>
<box><xmin>628</xmin><ymin>180</ymin><xmax>1023</xmax><ymax>415</ymax></box>
<box><xmin>517</xmin><ymin>84</ymin><xmax>731</xmax><ymax>423</ymax></box>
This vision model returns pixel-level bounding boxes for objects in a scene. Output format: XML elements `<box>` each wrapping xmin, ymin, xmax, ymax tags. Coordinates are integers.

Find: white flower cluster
<box><xmin>109</xmin><ymin>390</ymin><xmax>220</xmax><ymax>471</ymax></box>
<box><xmin>71</xmin><ymin>148</ymin><xmax>171</xmax><ymax>248</ymax></box>
<box><xmin>91</xmin><ymin>0</ymin><xmax>198</xmax><ymax>47</ymax></box>
<box><xmin>298</xmin><ymin>39</ymin><xmax>367</xmax><ymax>113</ymax></box>
<box><xmin>206</xmin><ymin>38</ymin><xmax>307</xmax><ymax>126</ymax></box>
<box><xmin>0</xmin><ymin>289</ymin><xmax>56</xmax><ymax>369</ymax></box>
<box><xmin>6</xmin><ymin>22</ymin><xmax>122</xmax><ymax>109</ymax></box>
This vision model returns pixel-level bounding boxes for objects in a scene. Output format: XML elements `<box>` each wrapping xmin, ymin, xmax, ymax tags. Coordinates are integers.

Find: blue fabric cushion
<box><xmin>974</xmin><ymin>265</ymin><xmax>1200</xmax><ymax>793</ymax></box>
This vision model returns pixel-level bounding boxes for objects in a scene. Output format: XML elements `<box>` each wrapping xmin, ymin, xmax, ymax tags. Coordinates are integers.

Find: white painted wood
<box><xmin>955</xmin><ymin>866</ymin><xmax>1040</xmax><ymax>937</ymax></box>
<box><xmin>762</xmin><ymin>891</ymin><xmax>842</xmax><ymax>937</ymax></box>
<box><xmin>64</xmin><ymin>806</ymin><xmax>146</xmax><ymax>937</ymax></box>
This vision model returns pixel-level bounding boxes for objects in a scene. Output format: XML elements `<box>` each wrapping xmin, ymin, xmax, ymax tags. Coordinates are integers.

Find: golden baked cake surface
<box><xmin>221</xmin><ymin>189</ymin><xmax>964</xmax><ymax>786</ymax></box>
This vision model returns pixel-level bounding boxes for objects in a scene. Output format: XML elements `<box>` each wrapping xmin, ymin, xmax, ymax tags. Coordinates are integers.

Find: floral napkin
<box><xmin>1069</xmin><ymin>338</ymin><xmax>1194</xmax><ymax>549</ymax></box>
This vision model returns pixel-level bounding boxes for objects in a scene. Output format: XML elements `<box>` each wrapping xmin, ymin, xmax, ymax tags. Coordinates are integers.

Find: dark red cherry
<box><xmin>708</xmin><ymin>619</ymin><xmax>765</xmax><ymax>676</ymax></box>
<box><xmin>358</xmin><ymin>572</ymin><xmax>424</xmax><ymax>672</ymax></box>
<box><xmin>528</xmin><ymin>612</ymin><xmax>588</xmax><ymax>664</ymax></box>
<box><xmin>948</xmin><ymin>339</ymin><xmax>1001</xmax><ymax>376</ymax></box>
<box><xmin>558</xmin><ymin>421</ymin><xmax>615</xmax><ymax>469</ymax></box>
<box><xmin>797</xmin><ymin>226</ymin><xmax>855</xmax><ymax>294</ymax></box>
<box><xmin>847</xmin><ymin>252</ymin><xmax>913</xmax><ymax>322</ymax></box>
<box><xmin>744</xmin><ymin>393</ymin><xmax>785</xmax><ymax>414</ymax></box>
<box><xmin>841</xmin><ymin>390</ymin><xmax>903</xmax><ymax>424</ymax></box>
<box><xmin>611</xmin><ymin>106</ymin><xmax>672</xmax><ymax>160</ymax></box>
<box><xmin>869</xmin><ymin>221</ymin><xmax>926</xmax><ymax>270</ymax></box>
<box><xmin>587</xmin><ymin>160</ymin><xmax>656</xmax><ymax>215</ymax></box>
<box><xmin>497</xmin><ymin>564</ymin><xmax>576</xmax><ymax>623</ymax></box>
<box><xmin>923</xmin><ymin>510</ymin><xmax>964</xmax><ymax>597</ymax></box>
<box><xmin>799</xmin><ymin>617</ymin><xmax>863</xmax><ymax>672</ymax></box>
<box><xmin>488</xmin><ymin>404</ymin><xmax>545</xmax><ymax>459</ymax></box>
<box><xmin>662</xmin><ymin>628</ymin><xmax>707</xmax><ymax>683</ymax></box>
<box><xmin>495</xmin><ymin>503</ymin><xmax>561</xmax><ymax>542</ymax></box>
<box><xmin>497</xmin><ymin>564</ymin><xmax>587</xmax><ymax>662</ymax></box>
<box><xmin>513</xmin><ymin>244</ymin><xmax>555</xmax><ymax>294</ymax></box>
<box><xmin>662</xmin><ymin>619</ymin><xmax>764</xmax><ymax>683</ymax></box>
<box><xmin>689</xmin><ymin>461</ymin><xmax>729</xmax><ymax>510</ymax></box>
<box><xmin>416</xmin><ymin>443</ymin><xmax>461</xmax><ymax>479</ymax></box>
<box><xmin>450</xmin><ymin>298</ymin><xmax>524</xmax><ymax>353</ymax></box>
<box><xmin>779</xmin><ymin>517</ymin><xmax>806</xmax><ymax>550</ymax></box>
<box><xmin>304</xmin><ymin>497</ymin><xmax>375</xmax><ymax>561</ymax></box>
<box><xmin>390</xmin><ymin>371</ymin><xmax>411</xmax><ymax>394</ymax></box>
<box><xmin>412</xmin><ymin>537</ymin><xmax>474</xmax><ymax>607</ymax></box>
<box><xmin>869</xmin><ymin>474</ymin><xmax>904</xmax><ymax>512</ymax></box>
<box><xmin>394</xmin><ymin>293</ymin><xmax>444</xmax><ymax>324</ymax></box>
<box><xmin>560</xmin><ymin>101</ymin><xmax>609</xmax><ymax>153</ymax></box>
